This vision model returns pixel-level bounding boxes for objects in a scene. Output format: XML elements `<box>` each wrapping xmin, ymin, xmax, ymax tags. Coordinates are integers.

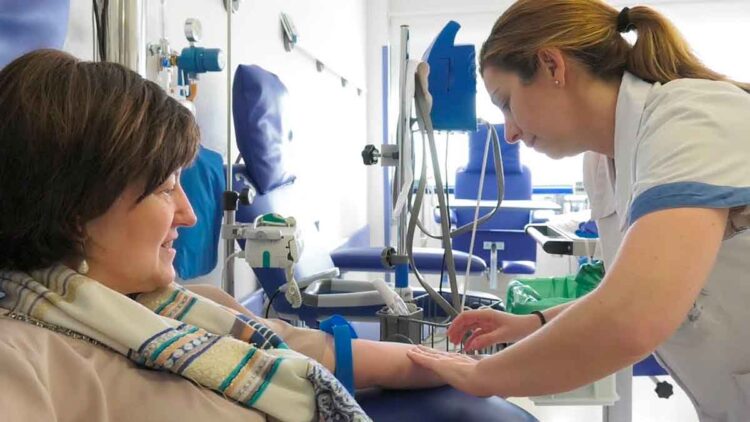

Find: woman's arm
<box><xmin>186</xmin><ymin>284</ymin><xmax>443</xmax><ymax>389</ymax></box>
<box><xmin>538</xmin><ymin>300</ymin><xmax>575</xmax><ymax>321</ymax></box>
<box><xmin>409</xmin><ymin>207</ymin><xmax>727</xmax><ymax>397</ymax></box>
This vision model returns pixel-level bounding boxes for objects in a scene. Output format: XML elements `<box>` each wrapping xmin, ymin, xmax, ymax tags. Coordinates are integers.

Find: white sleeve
<box><xmin>628</xmin><ymin>82</ymin><xmax>750</xmax><ymax>232</ymax></box>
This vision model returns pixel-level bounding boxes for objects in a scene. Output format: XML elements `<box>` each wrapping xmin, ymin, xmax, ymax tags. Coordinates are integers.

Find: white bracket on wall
<box><xmin>223</xmin><ymin>0</ymin><xmax>242</xmax><ymax>13</ymax></box>
<box><xmin>280</xmin><ymin>12</ymin><xmax>365</xmax><ymax>96</ymax></box>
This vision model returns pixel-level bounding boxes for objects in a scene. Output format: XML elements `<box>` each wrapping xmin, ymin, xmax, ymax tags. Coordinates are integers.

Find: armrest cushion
<box><xmin>330</xmin><ymin>247</ymin><xmax>487</xmax><ymax>274</ymax></box>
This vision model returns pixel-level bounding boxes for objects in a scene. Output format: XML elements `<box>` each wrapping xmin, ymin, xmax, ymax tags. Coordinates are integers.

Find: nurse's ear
<box><xmin>536</xmin><ymin>48</ymin><xmax>567</xmax><ymax>88</ymax></box>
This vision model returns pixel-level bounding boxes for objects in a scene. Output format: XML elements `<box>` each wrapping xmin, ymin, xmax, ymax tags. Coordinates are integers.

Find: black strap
<box><xmin>617</xmin><ymin>7</ymin><xmax>635</xmax><ymax>33</ymax></box>
<box><xmin>531</xmin><ymin>310</ymin><xmax>547</xmax><ymax>326</ymax></box>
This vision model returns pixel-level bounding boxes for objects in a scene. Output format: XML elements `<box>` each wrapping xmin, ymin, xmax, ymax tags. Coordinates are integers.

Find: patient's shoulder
<box><xmin>0</xmin><ymin>316</ymin><xmax>72</xmax><ymax>349</ymax></box>
<box><xmin>0</xmin><ymin>315</ymin><xmax>110</xmax><ymax>355</ymax></box>
<box><xmin>0</xmin><ymin>317</ymin><xmax>263</xmax><ymax>421</ymax></box>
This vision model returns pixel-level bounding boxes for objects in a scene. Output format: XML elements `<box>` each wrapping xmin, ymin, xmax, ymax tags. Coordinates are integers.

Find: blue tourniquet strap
<box><xmin>320</xmin><ymin>314</ymin><xmax>358</xmax><ymax>395</ymax></box>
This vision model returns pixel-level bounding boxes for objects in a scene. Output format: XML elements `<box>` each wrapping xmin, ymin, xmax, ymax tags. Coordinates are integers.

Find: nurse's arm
<box><xmin>469</xmin><ymin>207</ymin><xmax>727</xmax><ymax>398</ymax></box>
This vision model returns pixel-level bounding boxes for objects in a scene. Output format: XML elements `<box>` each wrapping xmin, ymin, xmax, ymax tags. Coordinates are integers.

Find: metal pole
<box><xmin>392</xmin><ymin>25</ymin><xmax>411</xmax><ymax>290</ymax></box>
<box><xmin>223</xmin><ymin>0</ymin><xmax>235</xmax><ymax>296</ymax></box>
<box><xmin>101</xmin><ymin>0</ymin><xmax>145</xmax><ymax>76</ymax></box>
<box><xmin>396</xmin><ymin>25</ymin><xmax>409</xmax><ymax>256</ymax></box>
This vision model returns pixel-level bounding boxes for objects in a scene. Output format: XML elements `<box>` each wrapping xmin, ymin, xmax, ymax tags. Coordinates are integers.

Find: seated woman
<box><xmin>0</xmin><ymin>50</ymin><xmax>441</xmax><ymax>422</ymax></box>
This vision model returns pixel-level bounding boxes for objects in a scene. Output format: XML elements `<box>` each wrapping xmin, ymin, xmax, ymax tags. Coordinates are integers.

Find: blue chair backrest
<box><xmin>232</xmin><ymin>66</ymin><xmax>338</xmax><ymax>288</ymax></box>
<box><xmin>452</xmin><ymin>124</ymin><xmax>536</xmax><ymax>271</ymax></box>
<box><xmin>0</xmin><ymin>0</ymin><xmax>70</xmax><ymax>68</ymax></box>
<box><xmin>232</xmin><ymin>64</ymin><xmax>296</xmax><ymax>195</ymax></box>
<box><xmin>454</xmin><ymin>124</ymin><xmax>533</xmax><ymax>229</ymax></box>
<box><xmin>174</xmin><ymin>146</ymin><xmax>225</xmax><ymax>279</ymax></box>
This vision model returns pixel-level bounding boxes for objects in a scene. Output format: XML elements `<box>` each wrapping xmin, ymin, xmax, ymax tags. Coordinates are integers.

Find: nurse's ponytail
<box><xmin>480</xmin><ymin>0</ymin><xmax>750</xmax><ymax>92</ymax></box>
<box><xmin>624</xmin><ymin>6</ymin><xmax>750</xmax><ymax>92</ymax></box>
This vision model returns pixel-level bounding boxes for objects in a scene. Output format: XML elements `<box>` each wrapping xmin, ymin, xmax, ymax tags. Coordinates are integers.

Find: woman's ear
<box><xmin>537</xmin><ymin>48</ymin><xmax>567</xmax><ymax>87</ymax></box>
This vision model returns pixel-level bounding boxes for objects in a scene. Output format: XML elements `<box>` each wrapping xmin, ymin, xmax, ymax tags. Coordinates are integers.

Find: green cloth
<box><xmin>505</xmin><ymin>261</ymin><xmax>605</xmax><ymax>315</ymax></box>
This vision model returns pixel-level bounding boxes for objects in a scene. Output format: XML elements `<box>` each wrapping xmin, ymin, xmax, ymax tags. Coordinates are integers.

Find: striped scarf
<box><xmin>0</xmin><ymin>265</ymin><xmax>369</xmax><ymax>422</ymax></box>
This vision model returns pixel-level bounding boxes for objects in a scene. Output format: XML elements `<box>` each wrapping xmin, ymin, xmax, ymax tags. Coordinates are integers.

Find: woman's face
<box><xmin>482</xmin><ymin>65</ymin><xmax>583</xmax><ymax>159</ymax></box>
<box><xmin>83</xmin><ymin>173</ymin><xmax>197</xmax><ymax>294</ymax></box>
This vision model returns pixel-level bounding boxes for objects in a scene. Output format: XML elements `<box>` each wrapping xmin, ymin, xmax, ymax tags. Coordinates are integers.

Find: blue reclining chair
<box><xmin>231</xmin><ymin>61</ymin><xmax>536</xmax><ymax>422</ymax></box>
<box><xmin>451</xmin><ymin>124</ymin><xmax>538</xmax><ymax>275</ymax></box>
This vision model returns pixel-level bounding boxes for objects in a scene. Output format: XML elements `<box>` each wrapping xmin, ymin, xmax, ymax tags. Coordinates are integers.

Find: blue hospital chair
<box><xmin>450</xmin><ymin>124</ymin><xmax>538</xmax><ymax>275</ymax></box>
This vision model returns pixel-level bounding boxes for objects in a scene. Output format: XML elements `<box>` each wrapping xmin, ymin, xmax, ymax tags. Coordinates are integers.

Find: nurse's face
<box><xmin>83</xmin><ymin>173</ymin><xmax>197</xmax><ymax>294</ymax></box>
<box><xmin>482</xmin><ymin>65</ymin><xmax>582</xmax><ymax>159</ymax></box>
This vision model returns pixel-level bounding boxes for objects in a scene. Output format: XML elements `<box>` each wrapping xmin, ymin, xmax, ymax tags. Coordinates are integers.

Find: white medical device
<box><xmin>525</xmin><ymin>222</ymin><xmax>598</xmax><ymax>256</ymax></box>
<box><xmin>371</xmin><ymin>279</ymin><xmax>410</xmax><ymax>316</ymax></box>
<box><xmin>242</xmin><ymin>213</ymin><xmax>303</xmax><ymax>308</ymax></box>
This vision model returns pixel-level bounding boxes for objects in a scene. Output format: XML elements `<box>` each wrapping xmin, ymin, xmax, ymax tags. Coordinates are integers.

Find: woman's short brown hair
<box><xmin>0</xmin><ymin>49</ymin><xmax>200</xmax><ymax>271</ymax></box>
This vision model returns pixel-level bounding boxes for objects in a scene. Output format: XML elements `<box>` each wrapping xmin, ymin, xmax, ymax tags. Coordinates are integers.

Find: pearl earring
<box><xmin>554</xmin><ymin>80</ymin><xmax>560</xmax><ymax>86</ymax></box>
<box><xmin>78</xmin><ymin>259</ymin><xmax>89</xmax><ymax>275</ymax></box>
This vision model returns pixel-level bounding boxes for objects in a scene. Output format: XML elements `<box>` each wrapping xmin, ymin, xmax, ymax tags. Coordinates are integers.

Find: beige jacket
<box><xmin>0</xmin><ymin>293</ymin><xmax>332</xmax><ymax>422</ymax></box>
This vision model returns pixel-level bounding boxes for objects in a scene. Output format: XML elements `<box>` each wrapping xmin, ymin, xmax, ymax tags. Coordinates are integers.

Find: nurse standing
<box><xmin>407</xmin><ymin>1</ymin><xmax>750</xmax><ymax>420</ymax></box>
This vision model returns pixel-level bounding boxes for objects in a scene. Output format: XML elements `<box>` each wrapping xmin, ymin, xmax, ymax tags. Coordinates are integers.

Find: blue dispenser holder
<box><xmin>178</xmin><ymin>46</ymin><xmax>224</xmax><ymax>75</ymax></box>
<box><xmin>422</xmin><ymin>21</ymin><xmax>477</xmax><ymax>132</ymax></box>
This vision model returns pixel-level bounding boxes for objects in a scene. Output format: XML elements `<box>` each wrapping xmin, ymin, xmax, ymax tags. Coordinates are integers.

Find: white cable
<box><xmin>461</xmin><ymin>122</ymin><xmax>494</xmax><ymax>311</ymax></box>
<box><xmin>221</xmin><ymin>250</ymin><xmax>243</xmax><ymax>288</ymax></box>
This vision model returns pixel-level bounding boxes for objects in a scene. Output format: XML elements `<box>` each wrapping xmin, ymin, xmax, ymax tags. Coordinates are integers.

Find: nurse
<box><xmin>406</xmin><ymin>1</ymin><xmax>750</xmax><ymax>420</ymax></box>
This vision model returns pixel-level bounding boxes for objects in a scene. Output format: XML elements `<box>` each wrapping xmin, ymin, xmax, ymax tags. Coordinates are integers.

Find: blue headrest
<box><xmin>465</xmin><ymin>124</ymin><xmax>521</xmax><ymax>174</ymax></box>
<box><xmin>422</xmin><ymin>21</ymin><xmax>477</xmax><ymax>132</ymax></box>
<box><xmin>232</xmin><ymin>64</ymin><xmax>295</xmax><ymax>195</ymax></box>
<box><xmin>0</xmin><ymin>0</ymin><xmax>70</xmax><ymax>68</ymax></box>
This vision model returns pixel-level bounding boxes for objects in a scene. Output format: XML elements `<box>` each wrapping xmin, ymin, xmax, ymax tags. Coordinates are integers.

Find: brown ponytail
<box><xmin>480</xmin><ymin>0</ymin><xmax>750</xmax><ymax>92</ymax></box>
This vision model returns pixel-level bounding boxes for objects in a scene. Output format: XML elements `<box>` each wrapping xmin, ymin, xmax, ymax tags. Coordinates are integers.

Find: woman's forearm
<box><xmin>352</xmin><ymin>339</ymin><xmax>444</xmax><ymax>389</ymax></box>
<box><xmin>539</xmin><ymin>300</ymin><xmax>576</xmax><ymax>321</ymax></box>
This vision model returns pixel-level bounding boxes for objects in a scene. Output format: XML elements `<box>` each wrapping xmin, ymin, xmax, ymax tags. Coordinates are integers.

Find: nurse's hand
<box><xmin>406</xmin><ymin>346</ymin><xmax>492</xmax><ymax>397</ymax></box>
<box><xmin>447</xmin><ymin>309</ymin><xmax>539</xmax><ymax>351</ymax></box>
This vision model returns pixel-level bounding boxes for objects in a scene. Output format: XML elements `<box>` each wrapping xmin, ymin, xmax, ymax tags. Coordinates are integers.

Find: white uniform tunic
<box><xmin>583</xmin><ymin>72</ymin><xmax>750</xmax><ymax>422</ymax></box>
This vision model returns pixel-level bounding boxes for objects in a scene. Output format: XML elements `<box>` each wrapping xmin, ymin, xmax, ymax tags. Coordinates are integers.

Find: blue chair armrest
<box><xmin>330</xmin><ymin>246</ymin><xmax>487</xmax><ymax>274</ymax></box>
<box><xmin>356</xmin><ymin>385</ymin><xmax>538</xmax><ymax>422</ymax></box>
<box><xmin>633</xmin><ymin>354</ymin><xmax>668</xmax><ymax>377</ymax></box>
<box><xmin>502</xmin><ymin>261</ymin><xmax>536</xmax><ymax>274</ymax></box>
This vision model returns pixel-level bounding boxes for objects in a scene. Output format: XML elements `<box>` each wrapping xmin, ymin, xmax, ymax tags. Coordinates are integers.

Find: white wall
<box><xmin>64</xmin><ymin>0</ymin><xmax>370</xmax><ymax>299</ymax></box>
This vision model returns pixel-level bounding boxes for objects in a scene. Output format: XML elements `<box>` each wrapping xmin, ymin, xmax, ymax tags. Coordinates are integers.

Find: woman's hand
<box><xmin>447</xmin><ymin>309</ymin><xmax>540</xmax><ymax>352</ymax></box>
<box><xmin>406</xmin><ymin>346</ymin><xmax>493</xmax><ymax>397</ymax></box>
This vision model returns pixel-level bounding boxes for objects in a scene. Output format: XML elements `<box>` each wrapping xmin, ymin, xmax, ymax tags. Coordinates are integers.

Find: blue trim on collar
<box><xmin>629</xmin><ymin>181</ymin><xmax>750</xmax><ymax>226</ymax></box>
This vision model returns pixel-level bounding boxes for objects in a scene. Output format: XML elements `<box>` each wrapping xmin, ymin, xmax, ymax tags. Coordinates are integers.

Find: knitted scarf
<box><xmin>0</xmin><ymin>265</ymin><xmax>369</xmax><ymax>422</ymax></box>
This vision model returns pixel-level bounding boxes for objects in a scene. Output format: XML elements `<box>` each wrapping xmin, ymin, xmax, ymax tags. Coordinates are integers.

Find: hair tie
<box><xmin>617</xmin><ymin>7</ymin><xmax>635</xmax><ymax>33</ymax></box>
